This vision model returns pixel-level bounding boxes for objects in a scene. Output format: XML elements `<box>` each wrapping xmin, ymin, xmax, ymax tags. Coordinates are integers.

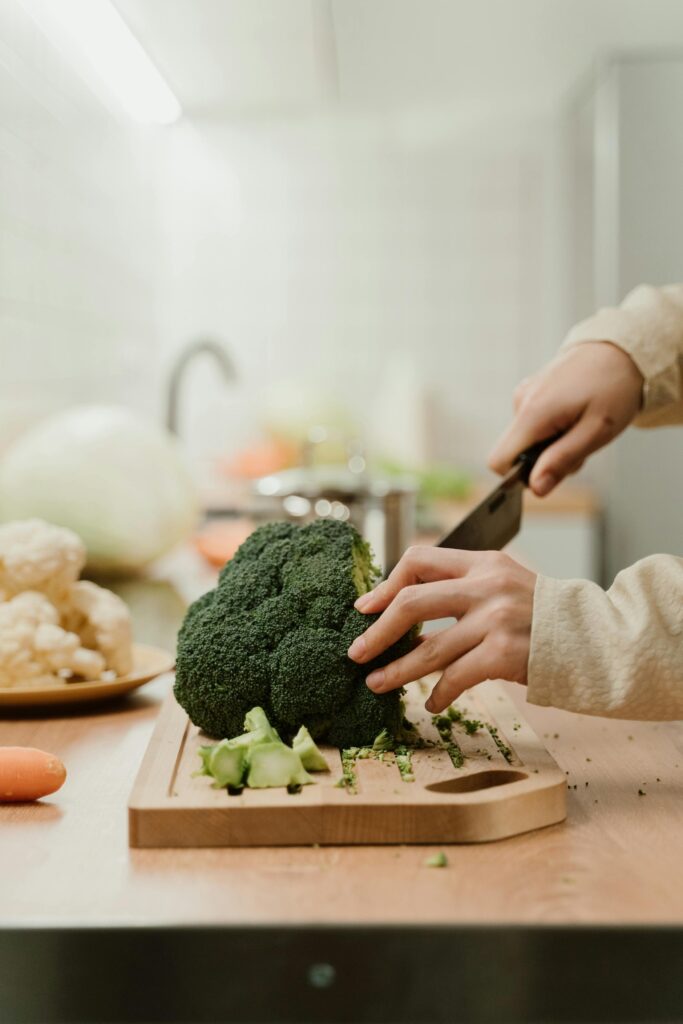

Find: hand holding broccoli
<box><xmin>349</xmin><ymin>546</ymin><xmax>536</xmax><ymax>713</ymax></box>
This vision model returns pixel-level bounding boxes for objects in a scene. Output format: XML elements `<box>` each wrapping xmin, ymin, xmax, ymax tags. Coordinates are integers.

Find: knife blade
<box><xmin>437</xmin><ymin>435</ymin><xmax>560</xmax><ymax>552</ymax></box>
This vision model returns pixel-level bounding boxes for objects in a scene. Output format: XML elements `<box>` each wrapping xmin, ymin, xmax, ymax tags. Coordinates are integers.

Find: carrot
<box><xmin>0</xmin><ymin>747</ymin><xmax>67</xmax><ymax>802</ymax></box>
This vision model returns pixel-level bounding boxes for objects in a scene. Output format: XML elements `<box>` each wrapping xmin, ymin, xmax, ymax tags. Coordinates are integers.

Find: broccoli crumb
<box><xmin>487</xmin><ymin>725</ymin><xmax>513</xmax><ymax>764</ymax></box>
<box><xmin>432</xmin><ymin>714</ymin><xmax>465</xmax><ymax>769</ymax></box>
<box><xmin>447</xmin><ymin>705</ymin><xmax>482</xmax><ymax>735</ymax></box>
<box><xmin>339</xmin><ymin>749</ymin><xmax>359</xmax><ymax>794</ymax></box>
<box><xmin>395</xmin><ymin>745</ymin><xmax>415</xmax><ymax>783</ymax></box>
<box><xmin>424</xmin><ymin>851</ymin><xmax>448</xmax><ymax>868</ymax></box>
<box><xmin>638</xmin><ymin>789</ymin><xmax>646</xmax><ymax>796</ymax></box>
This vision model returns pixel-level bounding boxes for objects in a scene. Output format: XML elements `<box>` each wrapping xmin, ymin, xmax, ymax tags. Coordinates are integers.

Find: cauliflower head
<box><xmin>0</xmin><ymin>591</ymin><xmax>106</xmax><ymax>688</ymax></box>
<box><xmin>0</xmin><ymin>519</ymin><xmax>85</xmax><ymax>605</ymax></box>
<box><xmin>62</xmin><ymin>581</ymin><xmax>133</xmax><ymax>676</ymax></box>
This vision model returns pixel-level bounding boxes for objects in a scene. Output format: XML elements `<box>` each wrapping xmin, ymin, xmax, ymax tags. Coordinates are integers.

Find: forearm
<box><xmin>563</xmin><ymin>283</ymin><xmax>683</xmax><ymax>427</ymax></box>
<box><xmin>527</xmin><ymin>555</ymin><xmax>683</xmax><ymax>720</ymax></box>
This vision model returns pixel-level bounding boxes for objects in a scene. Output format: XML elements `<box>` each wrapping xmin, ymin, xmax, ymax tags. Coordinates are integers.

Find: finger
<box><xmin>528</xmin><ymin>413</ymin><xmax>616</xmax><ymax>495</ymax></box>
<box><xmin>425</xmin><ymin>644</ymin><xmax>491</xmax><ymax>712</ymax></box>
<box><xmin>355</xmin><ymin>545</ymin><xmax>476</xmax><ymax>614</ymax></box>
<box><xmin>349</xmin><ymin>579</ymin><xmax>477</xmax><ymax>664</ymax></box>
<box><xmin>513</xmin><ymin>377</ymin><xmax>531</xmax><ymax>413</ymax></box>
<box><xmin>365</xmin><ymin>617</ymin><xmax>485</xmax><ymax>692</ymax></box>
<box><xmin>488</xmin><ymin>400</ymin><xmax>570</xmax><ymax>477</ymax></box>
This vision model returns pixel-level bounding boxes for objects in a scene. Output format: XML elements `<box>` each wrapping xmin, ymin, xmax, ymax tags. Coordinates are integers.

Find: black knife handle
<box><xmin>516</xmin><ymin>433</ymin><xmax>563</xmax><ymax>486</ymax></box>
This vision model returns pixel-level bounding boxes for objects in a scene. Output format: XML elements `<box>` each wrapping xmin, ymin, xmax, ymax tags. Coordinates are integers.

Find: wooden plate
<box><xmin>0</xmin><ymin>644</ymin><xmax>175</xmax><ymax>708</ymax></box>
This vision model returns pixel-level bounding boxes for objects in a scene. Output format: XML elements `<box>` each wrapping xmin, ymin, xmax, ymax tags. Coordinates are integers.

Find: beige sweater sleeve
<box><xmin>528</xmin><ymin>557</ymin><xmax>683</xmax><ymax>720</ymax></box>
<box><xmin>562</xmin><ymin>282</ymin><xmax>683</xmax><ymax>426</ymax></box>
<box><xmin>528</xmin><ymin>283</ymin><xmax>683</xmax><ymax>719</ymax></box>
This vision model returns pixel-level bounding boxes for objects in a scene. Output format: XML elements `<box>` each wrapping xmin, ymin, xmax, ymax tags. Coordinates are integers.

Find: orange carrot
<box><xmin>0</xmin><ymin>747</ymin><xmax>66</xmax><ymax>802</ymax></box>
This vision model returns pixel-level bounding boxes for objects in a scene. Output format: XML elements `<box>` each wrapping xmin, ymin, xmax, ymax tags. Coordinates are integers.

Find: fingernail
<box><xmin>365</xmin><ymin>669</ymin><xmax>384</xmax><ymax>690</ymax></box>
<box><xmin>354</xmin><ymin>593</ymin><xmax>372</xmax><ymax>611</ymax></box>
<box><xmin>347</xmin><ymin>636</ymin><xmax>367</xmax><ymax>661</ymax></box>
<box><xmin>534</xmin><ymin>472</ymin><xmax>556</xmax><ymax>496</ymax></box>
<box><xmin>425</xmin><ymin>697</ymin><xmax>435</xmax><ymax>712</ymax></box>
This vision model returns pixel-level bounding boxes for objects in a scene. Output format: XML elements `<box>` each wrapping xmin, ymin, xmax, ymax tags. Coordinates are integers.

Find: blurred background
<box><xmin>1</xmin><ymin>0</ymin><xmax>682</xmax><ymax>596</ymax></box>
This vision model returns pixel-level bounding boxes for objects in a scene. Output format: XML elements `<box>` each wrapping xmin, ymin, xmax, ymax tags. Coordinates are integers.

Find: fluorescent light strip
<box><xmin>21</xmin><ymin>0</ymin><xmax>182</xmax><ymax>125</ymax></box>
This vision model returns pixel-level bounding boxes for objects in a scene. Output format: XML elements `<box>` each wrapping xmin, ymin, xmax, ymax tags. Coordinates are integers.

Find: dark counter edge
<box><xmin>1</xmin><ymin>924</ymin><xmax>681</xmax><ymax>1024</ymax></box>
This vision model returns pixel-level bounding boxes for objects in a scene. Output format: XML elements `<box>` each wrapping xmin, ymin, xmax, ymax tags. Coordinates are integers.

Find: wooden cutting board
<box><xmin>129</xmin><ymin>678</ymin><xmax>566</xmax><ymax>847</ymax></box>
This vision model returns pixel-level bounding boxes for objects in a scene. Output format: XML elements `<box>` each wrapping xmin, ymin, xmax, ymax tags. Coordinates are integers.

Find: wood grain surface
<box><xmin>2</xmin><ymin>672</ymin><xmax>682</xmax><ymax>926</ymax></box>
<box><xmin>129</xmin><ymin>681</ymin><xmax>566</xmax><ymax>847</ymax></box>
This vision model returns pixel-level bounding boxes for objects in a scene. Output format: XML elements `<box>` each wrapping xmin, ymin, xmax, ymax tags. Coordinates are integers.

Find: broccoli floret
<box><xmin>292</xmin><ymin>726</ymin><xmax>330</xmax><ymax>772</ymax></box>
<box><xmin>174</xmin><ymin>519</ymin><xmax>418</xmax><ymax>745</ymax></box>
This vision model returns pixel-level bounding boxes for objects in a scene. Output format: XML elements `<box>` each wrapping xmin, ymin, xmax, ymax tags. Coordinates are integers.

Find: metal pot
<box><xmin>252</xmin><ymin>465</ymin><xmax>417</xmax><ymax>575</ymax></box>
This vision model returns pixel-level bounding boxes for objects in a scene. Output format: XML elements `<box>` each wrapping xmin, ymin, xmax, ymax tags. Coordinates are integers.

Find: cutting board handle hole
<box><xmin>427</xmin><ymin>770</ymin><xmax>528</xmax><ymax>794</ymax></box>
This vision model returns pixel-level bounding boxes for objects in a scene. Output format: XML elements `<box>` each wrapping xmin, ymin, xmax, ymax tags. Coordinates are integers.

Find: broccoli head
<box><xmin>174</xmin><ymin>519</ymin><xmax>417</xmax><ymax>746</ymax></box>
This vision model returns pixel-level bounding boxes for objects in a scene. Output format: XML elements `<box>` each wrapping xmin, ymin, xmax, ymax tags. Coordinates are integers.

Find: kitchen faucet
<box><xmin>165</xmin><ymin>337</ymin><xmax>237</xmax><ymax>436</ymax></box>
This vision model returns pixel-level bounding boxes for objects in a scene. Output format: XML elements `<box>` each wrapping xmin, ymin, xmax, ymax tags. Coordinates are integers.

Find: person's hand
<box><xmin>347</xmin><ymin>547</ymin><xmax>536</xmax><ymax>713</ymax></box>
<box><xmin>489</xmin><ymin>341</ymin><xmax>644</xmax><ymax>496</ymax></box>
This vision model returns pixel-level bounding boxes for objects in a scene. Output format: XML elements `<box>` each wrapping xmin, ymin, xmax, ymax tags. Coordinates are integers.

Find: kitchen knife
<box><xmin>437</xmin><ymin>435</ymin><xmax>560</xmax><ymax>552</ymax></box>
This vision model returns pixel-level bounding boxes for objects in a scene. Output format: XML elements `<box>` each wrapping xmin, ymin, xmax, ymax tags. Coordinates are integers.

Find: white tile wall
<box><xmin>0</xmin><ymin>1</ymin><xmax>571</xmax><ymax>479</ymax></box>
<box><xmin>0</xmin><ymin>0</ymin><xmax>161</xmax><ymax>452</ymax></box>
<box><xmin>157</xmin><ymin>107</ymin><xmax>567</xmax><ymax>471</ymax></box>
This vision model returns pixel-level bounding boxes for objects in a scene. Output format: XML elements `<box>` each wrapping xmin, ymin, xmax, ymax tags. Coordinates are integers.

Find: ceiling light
<box><xmin>19</xmin><ymin>0</ymin><xmax>182</xmax><ymax>125</ymax></box>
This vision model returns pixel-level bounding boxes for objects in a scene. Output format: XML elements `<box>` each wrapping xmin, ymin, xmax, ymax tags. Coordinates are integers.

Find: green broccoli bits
<box><xmin>174</xmin><ymin>519</ymin><xmax>417</xmax><ymax>746</ymax></box>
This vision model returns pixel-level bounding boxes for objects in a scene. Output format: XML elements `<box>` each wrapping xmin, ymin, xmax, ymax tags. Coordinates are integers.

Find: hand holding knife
<box><xmin>437</xmin><ymin>434</ymin><xmax>562</xmax><ymax>553</ymax></box>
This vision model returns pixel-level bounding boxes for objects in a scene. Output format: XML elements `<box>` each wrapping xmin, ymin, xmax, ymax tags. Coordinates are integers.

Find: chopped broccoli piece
<box><xmin>244</xmin><ymin>706</ymin><xmax>280</xmax><ymax>741</ymax></box>
<box><xmin>224</xmin><ymin>705</ymin><xmax>280</xmax><ymax>750</ymax></box>
<box><xmin>372</xmin><ymin>728</ymin><xmax>394</xmax><ymax>752</ymax></box>
<box><xmin>174</xmin><ymin>520</ymin><xmax>418</xmax><ymax>745</ymax></box>
<box><xmin>205</xmin><ymin>740</ymin><xmax>248</xmax><ymax>789</ymax></box>
<box><xmin>292</xmin><ymin>726</ymin><xmax>330</xmax><ymax>772</ymax></box>
<box><xmin>194</xmin><ymin>745</ymin><xmax>215</xmax><ymax>778</ymax></box>
<box><xmin>246</xmin><ymin>742</ymin><xmax>313</xmax><ymax>789</ymax></box>
<box><xmin>424</xmin><ymin>851</ymin><xmax>448</xmax><ymax>868</ymax></box>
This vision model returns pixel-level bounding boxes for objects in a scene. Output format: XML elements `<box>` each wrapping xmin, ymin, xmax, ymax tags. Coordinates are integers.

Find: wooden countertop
<box><xmin>1</xmin><ymin>547</ymin><xmax>681</xmax><ymax>930</ymax></box>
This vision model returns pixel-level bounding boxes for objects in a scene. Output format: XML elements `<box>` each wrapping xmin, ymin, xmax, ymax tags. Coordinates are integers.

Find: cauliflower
<box><xmin>0</xmin><ymin>518</ymin><xmax>135</xmax><ymax>687</ymax></box>
<box><xmin>0</xmin><ymin>592</ymin><xmax>105</xmax><ymax>688</ymax></box>
<box><xmin>0</xmin><ymin>519</ymin><xmax>85</xmax><ymax>605</ymax></box>
<box><xmin>62</xmin><ymin>581</ymin><xmax>133</xmax><ymax>676</ymax></box>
